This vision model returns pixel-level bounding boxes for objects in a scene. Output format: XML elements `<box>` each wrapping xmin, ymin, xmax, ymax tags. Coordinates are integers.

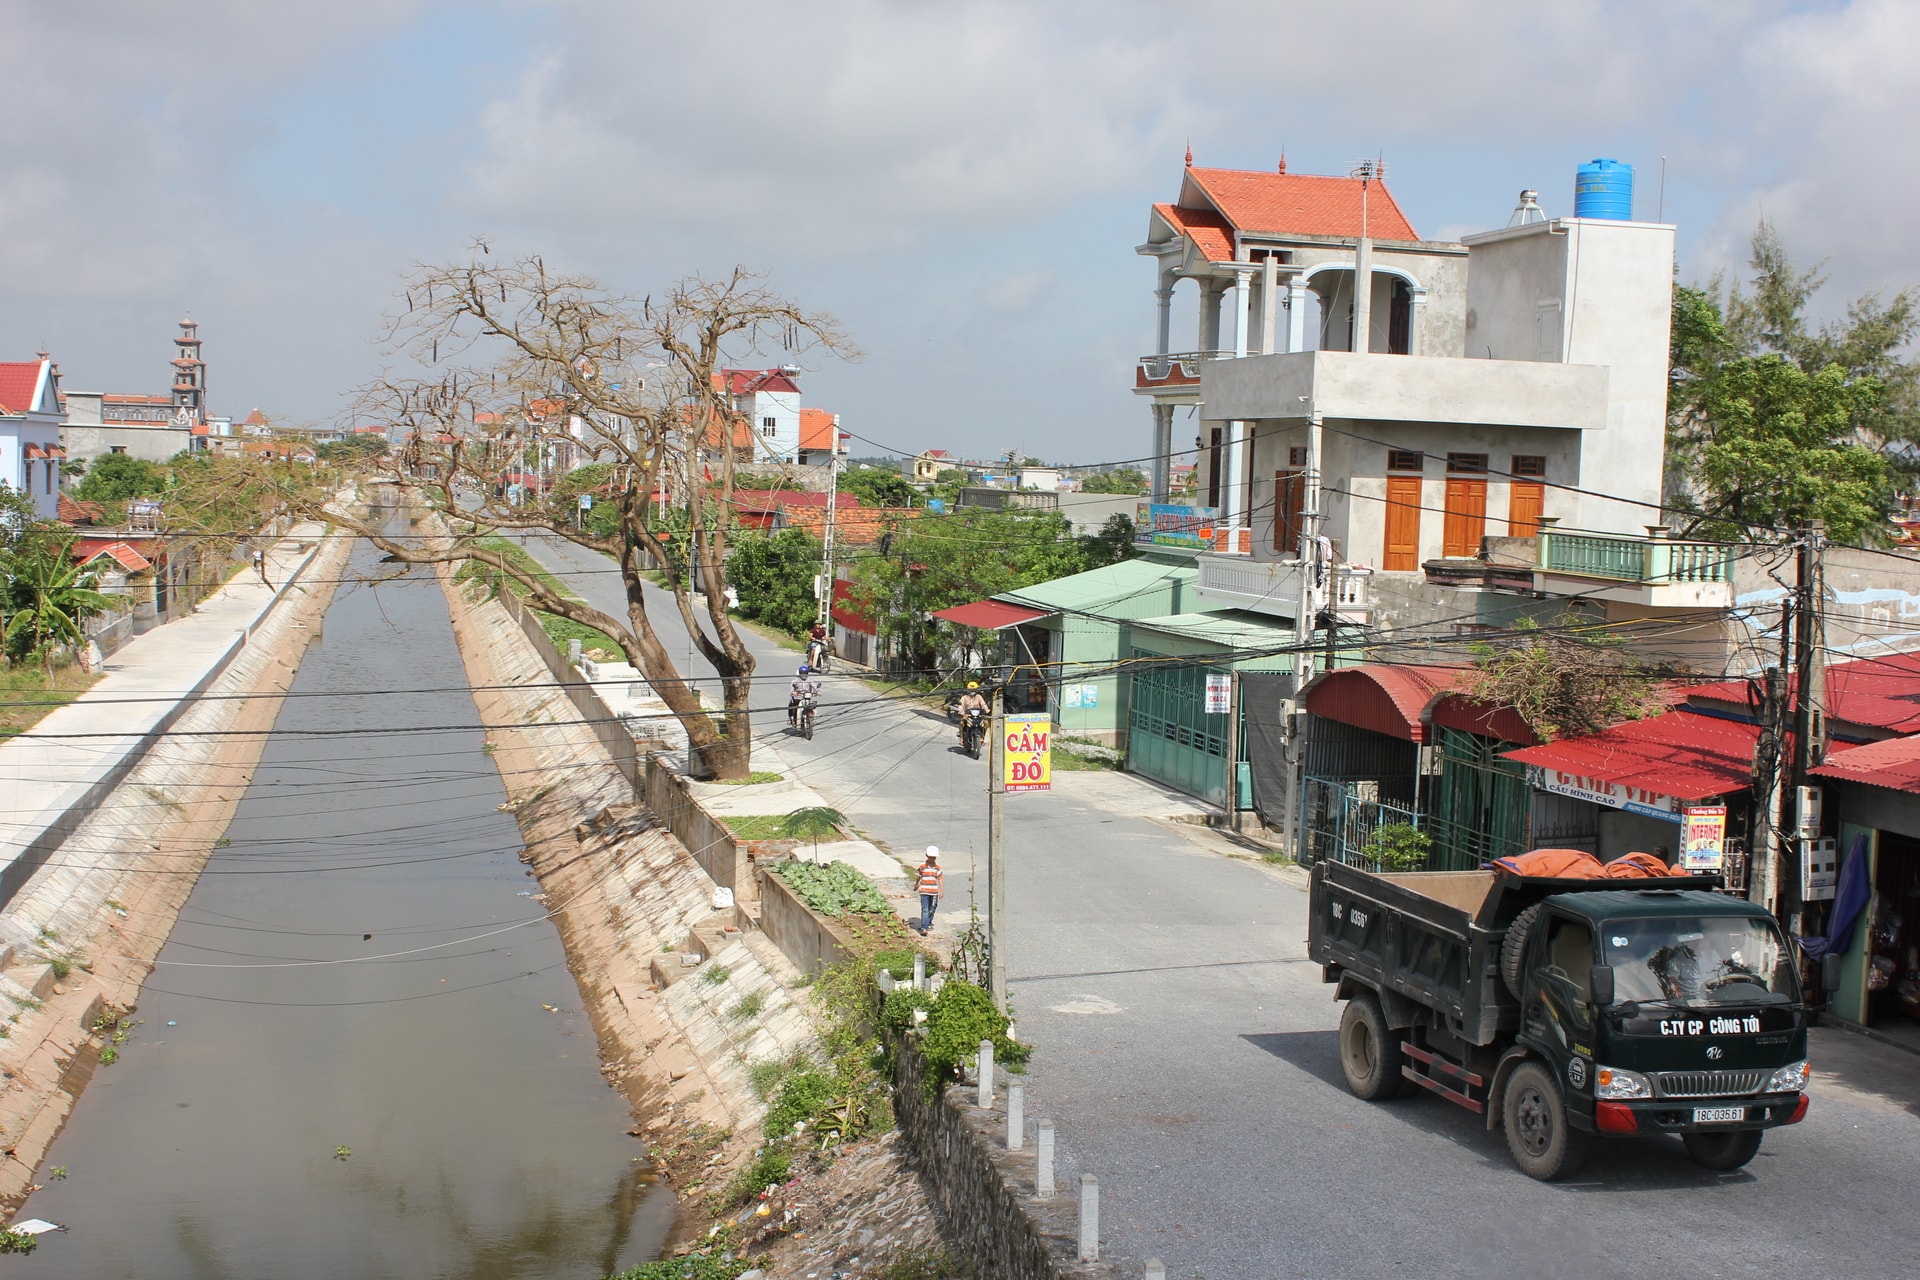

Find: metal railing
<box><xmin>1137</xmin><ymin>350</ymin><xmax>1233</xmax><ymax>380</ymax></box>
<box><xmin>1537</xmin><ymin>526</ymin><xmax>1735</xmax><ymax>584</ymax></box>
<box><xmin>1300</xmin><ymin>776</ymin><xmax>1423</xmax><ymax>869</ymax></box>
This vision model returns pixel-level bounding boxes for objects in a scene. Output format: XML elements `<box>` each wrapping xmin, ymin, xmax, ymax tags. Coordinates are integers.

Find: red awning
<box><xmin>1301</xmin><ymin>664</ymin><xmax>1469</xmax><ymax>744</ymax></box>
<box><xmin>1814</xmin><ymin>736</ymin><xmax>1920</xmax><ymax>795</ymax></box>
<box><xmin>932</xmin><ymin>600</ymin><xmax>1047</xmax><ymax>630</ymax></box>
<box><xmin>1502</xmin><ymin>710</ymin><xmax>1758</xmax><ymax>803</ymax></box>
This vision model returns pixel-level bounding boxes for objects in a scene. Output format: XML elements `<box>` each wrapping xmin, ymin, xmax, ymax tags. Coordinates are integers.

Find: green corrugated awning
<box><xmin>996</xmin><ymin>558</ymin><xmax>1197</xmax><ymax>620</ymax></box>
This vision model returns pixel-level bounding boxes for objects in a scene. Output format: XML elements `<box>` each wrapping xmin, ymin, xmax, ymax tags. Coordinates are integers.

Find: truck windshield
<box><xmin>1604</xmin><ymin>916</ymin><xmax>1798</xmax><ymax>1006</ymax></box>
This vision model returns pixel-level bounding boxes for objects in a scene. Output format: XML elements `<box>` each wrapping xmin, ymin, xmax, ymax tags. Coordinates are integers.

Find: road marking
<box><xmin>1048</xmin><ymin>994</ymin><xmax>1125</xmax><ymax>1016</ymax></box>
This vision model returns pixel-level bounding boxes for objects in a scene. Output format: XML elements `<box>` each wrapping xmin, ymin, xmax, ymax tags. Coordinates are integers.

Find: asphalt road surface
<box><xmin>516</xmin><ymin>533</ymin><xmax>1920</xmax><ymax>1280</ymax></box>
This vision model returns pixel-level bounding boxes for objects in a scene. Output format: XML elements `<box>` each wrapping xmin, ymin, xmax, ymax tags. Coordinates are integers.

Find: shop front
<box><xmin>1812</xmin><ymin>737</ymin><xmax>1920</xmax><ymax>1044</ymax></box>
<box><xmin>1502</xmin><ymin>709</ymin><xmax>1759</xmax><ymax>866</ymax></box>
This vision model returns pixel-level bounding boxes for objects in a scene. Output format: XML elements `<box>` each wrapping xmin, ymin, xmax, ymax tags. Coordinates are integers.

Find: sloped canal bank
<box><xmin>16</xmin><ymin>535</ymin><xmax>671</xmax><ymax>1277</ymax></box>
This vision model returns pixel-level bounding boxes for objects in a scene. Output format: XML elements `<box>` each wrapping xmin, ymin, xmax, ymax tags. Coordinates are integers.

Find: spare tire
<box><xmin>1500</xmin><ymin>903</ymin><xmax>1543</xmax><ymax>1001</ymax></box>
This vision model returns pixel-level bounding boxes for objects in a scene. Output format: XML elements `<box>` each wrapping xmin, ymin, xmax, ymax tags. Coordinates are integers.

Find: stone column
<box><xmin>1155</xmin><ymin>280</ymin><xmax>1175</xmax><ymax>357</ymax></box>
<box><xmin>1150</xmin><ymin>402</ymin><xmax>1174</xmax><ymax>502</ymax></box>
<box><xmin>1287</xmin><ymin>277</ymin><xmax>1308</xmax><ymax>353</ymax></box>
<box><xmin>1232</xmin><ymin>266</ymin><xmax>1253</xmax><ymax>359</ymax></box>
<box><xmin>1261</xmin><ymin>256</ymin><xmax>1279</xmax><ymax>356</ymax></box>
<box><xmin>1200</xmin><ymin>281</ymin><xmax>1223</xmax><ymax>352</ymax></box>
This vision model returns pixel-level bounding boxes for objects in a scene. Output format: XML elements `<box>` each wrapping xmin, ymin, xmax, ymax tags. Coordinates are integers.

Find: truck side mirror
<box><xmin>1589</xmin><ymin>965</ymin><xmax>1615</xmax><ymax>1007</ymax></box>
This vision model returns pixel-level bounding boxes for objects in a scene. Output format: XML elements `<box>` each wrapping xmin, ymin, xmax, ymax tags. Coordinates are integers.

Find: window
<box><xmin>110</xmin><ymin>445</ymin><xmax>127</xmax><ymax>455</ymax></box>
<box><xmin>1387</xmin><ymin>449</ymin><xmax>1423</xmax><ymax>473</ymax></box>
<box><xmin>1446</xmin><ymin>452</ymin><xmax>1487</xmax><ymax>474</ymax></box>
<box><xmin>1511</xmin><ymin>455</ymin><xmax>1547</xmax><ymax>478</ymax></box>
<box><xmin>1288</xmin><ymin>446</ymin><xmax>1308</xmax><ymax>467</ymax></box>
<box><xmin>1273</xmin><ymin>470</ymin><xmax>1305</xmax><ymax>554</ymax></box>
<box><xmin>1544</xmin><ymin>916</ymin><xmax>1595</xmax><ymax>1002</ymax></box>
<box><xmin>762</xmin><ymin>416</ymin><xmax>776</xmax><ymax>431</ymax></box>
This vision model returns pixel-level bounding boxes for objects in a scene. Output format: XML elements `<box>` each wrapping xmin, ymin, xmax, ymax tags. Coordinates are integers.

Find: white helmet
<box><xmin>925</xmin><ymin>845</ymin><xmax>940</xmax><ymax>862</ymax></box>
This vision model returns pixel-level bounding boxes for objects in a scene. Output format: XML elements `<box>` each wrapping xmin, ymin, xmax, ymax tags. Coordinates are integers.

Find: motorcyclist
<box><xmin>957</xmin><ymin>680</ymin><xmax>989</xmax><ymax>746</ymax></box>
<box><xmin>806</xmin><ymin>621</ymin><xmax>829</xmax><ymax>669</ymax></box>
<box><xmin>788</xmin><ymin>664</ymin><xmax>822</xmax><ymax>728</ymax></box>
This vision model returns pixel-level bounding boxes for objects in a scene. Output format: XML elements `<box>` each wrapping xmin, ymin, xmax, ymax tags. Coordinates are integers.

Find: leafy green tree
<box><xmin>1668</xmin><ymin>219</ymin><xmax>1912</xmax><ymax>543</ymax></box>
<box><xmin>726</xmin><ymin>527</ymin><xmax>823</xmax><ymax>635</ymax></box>
<box><xmin>850</xmin><ymin>508</ymin><xmax>1089</xmax><ymax>670</ymax></box>
<box><xmin>1079</xmin><ymin>467</ymin><xmax>1147</xmax><ymax>495</ymax></box>
<box><xmin>75</xmin><ymin>453</ymin><xmax>166</xmax><ymax>505</ymax></box>
<box><xmin>1077</xmin><ymin>513</ymin><xmax>1137</xmax><ymax>568</ymax></box>
<box><xmin>839</xmin><ymin>466</ymin><xmax>917</xmax><ymax>508</ymax></box>
<box><xmin>2</xmin><ymin>530</ymin><xmax>117</xmax><ymax>668</ymax></box>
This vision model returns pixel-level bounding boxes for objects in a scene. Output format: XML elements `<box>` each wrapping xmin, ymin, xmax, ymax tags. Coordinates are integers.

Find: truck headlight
<box><xmin>1594</xmin><ymin>1066</ymin><xmax>1652</xmax><ymax>1100</ymax></box>
<box><xmin>1766</xmin><ymin>1060</ymin><xmax>1810</xmax><ymax>1093</ymax></box>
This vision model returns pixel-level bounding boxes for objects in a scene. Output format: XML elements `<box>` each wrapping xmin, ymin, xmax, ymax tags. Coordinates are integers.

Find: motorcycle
<box><xmin>796</xmin><ymin>691</ymin><xmax>818</xmax><ymax>741</ymax></box>
<box><xmin>960</xmin><ymin>707</ymin><xmax>986</xmax><ymax>758</ymax></box>
<box><xmin>806</xmin><ymin>637</ymin><xmax>830</xmax><ymax>673</ymax></box>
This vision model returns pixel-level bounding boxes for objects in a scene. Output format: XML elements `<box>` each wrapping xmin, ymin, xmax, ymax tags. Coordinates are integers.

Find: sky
<box><xmin>4</xmin><ymin>0</ymin><xmax>1914</xmax><ymax>465</ymax></box>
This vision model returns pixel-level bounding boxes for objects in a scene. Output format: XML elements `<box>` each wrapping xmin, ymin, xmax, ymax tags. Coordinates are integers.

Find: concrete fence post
<box><xmin>1008</xmin><ymin>1082</ymin><xmax>1024</xmax><ymax>1149</ymax></box>
<box><xmin>1037</xmin><ymin>1120</ymin><xmax>1055</xmax><ymax>1197</ymax></box>
<box><xmin>977</xmin><ymin>1040</ymin><xmax>994</xmax><ymax>1109</ymax></box>
<box><xmin>567</xmin><ymin>638</ymin><xmax>582</xmax><ymax>665</ymax></box>
<box><xmin>913</xmin><ymin>952</ymin><xmax>926</xmax><ymax>991</ymax></box>
<box><xmin>1144</xmin><ymin>1261</ymin><xmax>1166</xmax><ymax>1280</ymax></box>
<box><xmin>1078</xmin><ymin>1174</ymin><xmax>1099</xmax><ymax>1262</ymax></box>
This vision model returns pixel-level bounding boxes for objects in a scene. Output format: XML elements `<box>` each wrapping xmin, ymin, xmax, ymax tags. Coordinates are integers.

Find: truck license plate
<box><xmin>1693</xmin><ymin>1106</ymin><xmax>1746</xmax><ymax>1124</ymax></box>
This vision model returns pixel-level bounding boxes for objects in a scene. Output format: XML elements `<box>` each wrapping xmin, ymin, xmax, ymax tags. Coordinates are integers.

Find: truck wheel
<box><xmin>1682</xmin><ymin>1129</ymin><xmax>1763</xmax><ymax>1171</ymax></box>
<box><xmin>1500</xmin><ymin>904</ymin><xmax>1543</xmax><ymax>1001</ymax></box>
<box><xmin>1338</xmin><ymin>993</ymin><xmax>1408</xmax><ymax>1101</ymax></box>
<box><xmin>1502</xmin><ymin>1061</ymin><xmax>1588</xmax><ymax>1181</ymax></box>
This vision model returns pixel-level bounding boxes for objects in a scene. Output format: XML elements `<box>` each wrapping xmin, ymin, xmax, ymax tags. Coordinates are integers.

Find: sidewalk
<box><xmin>0</xmin><ymin>523</ymin><xmax>330</xmax><ymax>906</ymax></box>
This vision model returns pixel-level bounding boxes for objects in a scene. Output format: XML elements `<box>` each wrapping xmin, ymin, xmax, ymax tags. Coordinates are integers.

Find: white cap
<box><xmin>925</xmin><ymin>845</ymin><xmax>940</xmax><ymax>861</ymax></box>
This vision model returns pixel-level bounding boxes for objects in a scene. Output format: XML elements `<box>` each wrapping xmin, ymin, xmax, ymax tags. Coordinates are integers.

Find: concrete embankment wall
<box><xmin>437</xmin><ymin>571</ymin><xmax>819</xmax><ymax>1147</ymax></box>
<box><xmin>0</xmin><ymin>524</ymin><xmax>355</xmax><ymax>1207</ymax></box>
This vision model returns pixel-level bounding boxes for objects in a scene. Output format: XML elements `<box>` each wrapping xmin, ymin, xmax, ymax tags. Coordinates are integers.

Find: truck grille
<box><xmin>1654</xmin><ymin>1070</ymin><xmax>1767</xmax><ymax>1099</ymax></box>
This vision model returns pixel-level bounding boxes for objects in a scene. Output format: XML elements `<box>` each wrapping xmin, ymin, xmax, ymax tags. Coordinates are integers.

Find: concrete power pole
<box><xmin>988</xmin><ymin>698</ymin><xmax>1008</xmax><ymax>1010</ymax></box>
<box><xmin>1748</xmin><ymin>609</ymin><xmax>1792</xmax><ymax>916</ymax></box>
<box><xmin>1784</xmin><ymin>520</ymin><xmax>1829</xmax><ymax>935</ymax></box>
<box><xmin>818</xmin><ymin>430</ymin><xmax>841</xmax><ymax>630</ymax></box>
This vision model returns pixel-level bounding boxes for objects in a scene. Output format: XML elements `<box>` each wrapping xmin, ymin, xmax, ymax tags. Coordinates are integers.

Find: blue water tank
<box><xmin>1574</xmin><ymin>158</ymin><xmax>1634</xmax><ymax>220</ymax></box>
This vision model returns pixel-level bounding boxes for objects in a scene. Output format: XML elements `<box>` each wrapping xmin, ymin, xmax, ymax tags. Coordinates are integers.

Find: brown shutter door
<box><xmin>1443</xmin><ymin>478</ymin><xmax>1488</xmax><ymax>557</ymax></box>
<box><xmin>1383</xmin><ymin>475</ymin><xmax>1422</xmax><ymax>571</ymax></box>
<box><xmin>1508</xmin><ymin>482</ymin><xmax>1545</xmax><ymax>536</ymax></box>
<box><xmin>1273</xmin><ymin>471</ymin><xmax>1305</xmax><ymax>554</ymax></box>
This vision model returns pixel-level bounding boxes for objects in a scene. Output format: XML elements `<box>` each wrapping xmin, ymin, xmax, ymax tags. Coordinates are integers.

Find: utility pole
<box><xmin>1784</xmin><ymin>520</ymin><xmax>1829</xmax><ymax>935</ymax></box>
<box><xmin>1748</xmin><ymin>605</ymin><xmax>1792</xmax><ymax>915</ymax></box>
<box><xmin>819</xmin><ymin>429</ymin><xmax>841</xmax><ymax>630</ymax></box>
<box><xmin>987</xmin><ymin>697</ymin><xmax>1007</xmax><ymax>1010</ymax></box>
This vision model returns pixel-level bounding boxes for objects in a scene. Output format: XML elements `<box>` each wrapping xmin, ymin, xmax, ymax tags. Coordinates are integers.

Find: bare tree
<box><xmin>314</xmin><ymin>247</ymin><xmax>854</xmax><ymax>778</ymax></box>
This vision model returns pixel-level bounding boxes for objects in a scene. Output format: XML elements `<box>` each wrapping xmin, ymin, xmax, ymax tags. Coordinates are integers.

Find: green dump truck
<box><xmin>1306</xmin><ymin>861</ymin><xmax>1811</xmax><ymax>1180</ymax></box>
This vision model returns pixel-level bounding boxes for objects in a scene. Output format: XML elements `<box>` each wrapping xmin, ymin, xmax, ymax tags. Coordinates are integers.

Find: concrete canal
<box><xmin>16</xmin><ymin>528</ymin><xmax>671</xmax><ymax>1277</ymax></box>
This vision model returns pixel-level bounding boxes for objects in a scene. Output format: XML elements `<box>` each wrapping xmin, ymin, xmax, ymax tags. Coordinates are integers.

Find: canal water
<box><xmin>17</xmin><ymin>532</ymin><xmax>672</xmax><ymax>1278</ymax></box>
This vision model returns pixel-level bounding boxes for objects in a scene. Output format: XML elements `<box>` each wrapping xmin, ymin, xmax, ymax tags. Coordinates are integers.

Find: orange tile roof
<box><xmin>58</xmin><ymin>494</ymin><xmax>106</xmax><ymax>525</ymax></box>
<box><xmin>780</xmin><ymin>505</ymin><xmax>922</xmax><ymax>546</ymax></box>
<box><xmin>0</xmin><ymin>361</ymin><xmax>47</xmax><ymax>415</ymax></box>
<box><xmin>1184</xmin><ymin>168</ymin><xmax>1420</xmax><ymax>242</ymax></box>
<box><xmin>1153</xmin><ymin>202</ymin><xmax>1235</xmax><ymax>261</ymax></box>
<box><xmin>799</xmin><ymin>408</ymin><xmax>838</xmax><ymax>452</ymax></box>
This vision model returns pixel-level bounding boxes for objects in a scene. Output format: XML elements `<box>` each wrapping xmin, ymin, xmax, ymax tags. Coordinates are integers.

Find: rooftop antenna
<box><xmin>1658</xmin><ymin>155</ymin><xmax>1669</xmax><ymax>222</ymax></box>
<box><xmin>1507</xmin><ymin>190</ymin><xmax>1546</xmax><ymax>227</ymax></box>
<box><xmin>1347</xmin><ymin>158</ymin><xmax>1384</xmax><ymax>353</ymax></box>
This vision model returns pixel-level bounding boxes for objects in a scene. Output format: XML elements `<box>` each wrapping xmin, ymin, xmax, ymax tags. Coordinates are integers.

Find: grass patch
<box><xmin>721</xmin><ymin>814</ymin><xmax>787</xmax><ymax>841</ymax></box>
<box><xmin>453</xmin><ymin>536</ymin><xmax>622</xmax><ymax>655</ymax></box>
<box><xmin>727</xmin><ymin>992</ymin><xmax>765</xmax><ymax>1021</ymax></box>
<box><xmin>699</xmin><ymin>964</ymin><xmax>732</xmax><ymax>987</ymax></box>
<box><xmin>1261</xmin><ymin>851</ymin><xmax>1292</xmax><ymax>866</ymax></box>
<box><xmin>0</xmin><ymin>665</ymin><xmax>100</xmax><ymax>741</ymax></box>
<box><xmin>709</xmin><ymin>771</ymin><xmax>783</xmax><ymax>786</ymax></box>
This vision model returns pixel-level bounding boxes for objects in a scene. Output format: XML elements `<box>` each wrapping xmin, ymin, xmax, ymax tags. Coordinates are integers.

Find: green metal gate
<box><xmin>1126</xmin><ymin>658</ymin><xmax>1249</xmax><ymax>807</ymax></box>
<box><xmin>1427</xmin><ymin>726</ymin><xmax>1529</xmax><ymax>870</ymax></box>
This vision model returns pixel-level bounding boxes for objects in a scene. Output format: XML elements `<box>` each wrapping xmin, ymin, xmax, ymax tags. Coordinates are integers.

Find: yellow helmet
<box><xmin>967</xmin><ymin>681</ymin><xmax>979</xmax><ymax>689</ymax></box>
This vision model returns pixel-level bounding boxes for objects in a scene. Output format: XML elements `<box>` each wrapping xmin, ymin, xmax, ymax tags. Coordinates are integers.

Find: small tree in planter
<box><xmin>1367</xmin><ymin>822</ymin><xmax>1432</xmax><ymax>873</ymax></box>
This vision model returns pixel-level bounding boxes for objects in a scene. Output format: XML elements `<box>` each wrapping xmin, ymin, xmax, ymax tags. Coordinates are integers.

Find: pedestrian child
<box><xmin>915</xmin><ymin>846</ymin><xmax>943</xmax><ymax>936</ymax></box>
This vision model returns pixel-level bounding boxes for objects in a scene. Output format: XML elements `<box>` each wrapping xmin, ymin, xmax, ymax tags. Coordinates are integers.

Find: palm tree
<box><xmin>4</xmin><ymin>535</ymin><xmax>117</xmax><ymax>671</ymax></box>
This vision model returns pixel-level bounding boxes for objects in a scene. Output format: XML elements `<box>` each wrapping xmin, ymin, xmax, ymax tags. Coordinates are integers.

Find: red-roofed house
<box><xmin>0</xmin><ymin>356</ymin><xmax>66</xmax><ymax>518</ymax></box>
<box><xmin>797</xmin><ymin>408</ymin><xmax>843</xmax><ymax>468</ymax></box>
<box><xmin>716</xmin><ymin>367</ymin><xmax>803</xmax><ymax>463</ymax></box>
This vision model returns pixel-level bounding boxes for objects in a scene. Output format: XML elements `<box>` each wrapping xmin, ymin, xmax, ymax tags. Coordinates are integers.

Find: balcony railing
<box><xmin>1137</xmin><ymin>350</ymin><xmax>1233</xmax><ymax>383</ymax></box>
<box><xmin>1196</xmin><ymin>554</ymin><xmax>1372</xmax><ymax>618</ymax></box>
<box><xmin>1537</xmin><ymin>525</ymin><xmax>1735</xmax><ymax>584</ymax></box>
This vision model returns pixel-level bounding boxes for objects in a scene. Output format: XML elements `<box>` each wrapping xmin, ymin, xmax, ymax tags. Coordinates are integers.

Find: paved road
<box><xmin>517</xmin><ymin>534</ymin><xmax>1920</xmax><ymax>1280</ymax></box>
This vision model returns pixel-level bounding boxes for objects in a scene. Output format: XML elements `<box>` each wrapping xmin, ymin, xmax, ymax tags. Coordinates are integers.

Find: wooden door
<box><xmin>1383</xmin><ymin>475</ymin><xmax>1422</xmax><ymax>571</ymax></box>
<box><xmin>1443</xmin><ymin>479</ymin><xmax>1487</xmax><ymax>557</ymax></box>
<box><xmin>1273</xmin><ymin>471</ymin><xmax>1305</xmax><ymax>555</ymax></box>
<box><xmin>1508</xmin><ymin>482</ymin><xmax>1545</xmax><ymax>537</ymax></box>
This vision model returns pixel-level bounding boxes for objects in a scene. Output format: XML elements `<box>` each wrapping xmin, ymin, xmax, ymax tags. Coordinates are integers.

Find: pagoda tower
<box><xmin>171</xmin><ymin>318</ymin><xmax>206</xmax><ymax>423</ymax></box>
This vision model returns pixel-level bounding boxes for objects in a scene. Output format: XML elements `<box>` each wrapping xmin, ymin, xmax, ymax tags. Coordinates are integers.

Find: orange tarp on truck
<box><xmin>1494</xmin><ymin>848</ymin><xmax>1685</xmax><ymax>880</ymax></box>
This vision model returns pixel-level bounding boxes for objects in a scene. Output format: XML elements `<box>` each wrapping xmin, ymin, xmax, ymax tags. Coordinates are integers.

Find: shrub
<box><xmin>919</xmin><ymin>978</ymin><xmax>1028</xmax><ymax>1100</ymax></box>
<box><xmin>763</xmin><ymin>1065</ymin><xmax>839</xmax><ymax>1139</ymax></box>
<box><xmin>880</xmin><ymin>988</ymin><xmax>932</xmax><ymax>1037</ymax></box>
<box><xmin>1367</xmin><ymin>822</ymin><xmax>1432</xmax><ymax>872</ymax></box>
<box><xmin>874</xmin><ymin>948</ymin><xmax>941</xmax><ymax>981</ymax></box>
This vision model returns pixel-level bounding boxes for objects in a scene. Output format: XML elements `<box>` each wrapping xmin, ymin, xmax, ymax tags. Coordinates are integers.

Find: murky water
<box><xmin>17</xmin><ymin>530</ymin><xmax>672</xmax><ymax>1278</ymax></box>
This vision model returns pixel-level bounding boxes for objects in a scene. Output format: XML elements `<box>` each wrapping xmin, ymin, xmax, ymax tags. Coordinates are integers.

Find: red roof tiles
<box><xmin>1503</xmin><ymin>710</ymin><xmax>1761</xmax><ymax>804</ymax></box>
<box><xmin>1814</xmin><ymin>735</ymin><xmax>1920</xmax><ymax>794</ymax></box>
<box><xmin>1689</xmin><ymin>652</ymin><xmax>1920</xmax><ymax>736</ymax></box>
<box><xmin>1153</xmin><ymin>203</ymin><xmax>1236</xmax><ymax>262</ymax></box>
<box><xmin>1182</xmin><ymin>168</ymin><xmax>1421</xmax><ymax>243</ymax></box>
<box><xmin>799</xmin><ymin>408</ymin><xmax>838</xmax><ymax>452</ymax></box>
<box><xmin>0</xmin><ymin>361</ymin><xmax>48</xmax><ymax>415</ymax></box>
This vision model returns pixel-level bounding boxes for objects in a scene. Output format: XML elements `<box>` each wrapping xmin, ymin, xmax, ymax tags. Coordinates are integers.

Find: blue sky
<box><xmin>5</xmin><ymin>0</ymin><xmax>1913</xmax><ymax>464</ymax></box>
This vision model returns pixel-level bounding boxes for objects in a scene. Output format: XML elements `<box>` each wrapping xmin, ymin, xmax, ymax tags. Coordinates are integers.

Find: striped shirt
<box><xmin>916</xmin><ymin>864</ymin><xmax>943</xmax><ymax>896</ymax></box>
